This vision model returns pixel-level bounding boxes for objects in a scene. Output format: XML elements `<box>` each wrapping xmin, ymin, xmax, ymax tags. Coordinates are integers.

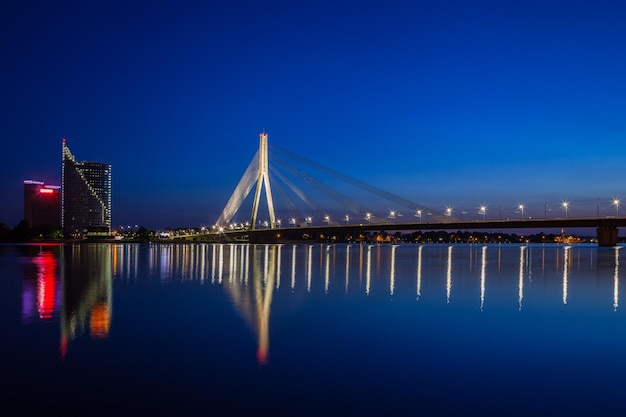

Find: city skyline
<box><xmin>2</xmin><ymin>0</ymin><xmax>625</xmax><ymax>230</ymax></box>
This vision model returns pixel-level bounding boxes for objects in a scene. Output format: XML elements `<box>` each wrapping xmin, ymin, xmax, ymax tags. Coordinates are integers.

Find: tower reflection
<box><xmin>60</xmin><ymin>244</ymin><xmax>113</xmax><ymax>358</ymax></box>
<box><xmin>220</xmin><ymin>245</ymin><xmax>277</xmax><ymax>366</ymax></box>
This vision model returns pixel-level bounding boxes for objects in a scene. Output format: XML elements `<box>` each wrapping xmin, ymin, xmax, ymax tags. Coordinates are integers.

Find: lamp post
<box><xmin>389</xmin><ymin>210</ymin><xmax>396</xmax><ymax>222</ymax></box>
<box><xmin>344</xmin><ymin>214</ymin><xmax>350</xmax><ymax>225</ymax></box>
<box><xmin>518</xmin><ymin>204</ymin><xmax>525</xmax><ymax>221</ymax></box>
<box><xmin>324</xmin><ymin>215</ymin><xmax>330</xmax><ymax>226</ymax></box>
<box><xmin>306</xmin><ymin>216</ymin><xmax>312</xmax><ymax>226</ymax></box>
<box><xmin>479</xmin><ymin>205</ymin><xmax>487</xmax><ymax>221</ymax></box>
<box><xmin>365</xmin><ymin>212</ymin><xmax>372</xmax><ymax>224</ymax></box>
<box><xmin>415</xmin><ymin>209</ymin><xmax>422</xmax><ymax>223</ymax></box>
<box><xmin>613</xmin><ymin>198</ymin><xmax>621</xmax><ymax>217</ymax></box>
<box><xmin>562</xmin><ymin>201</ymin><xmax>569</xmax><ymax>219</ymax></box>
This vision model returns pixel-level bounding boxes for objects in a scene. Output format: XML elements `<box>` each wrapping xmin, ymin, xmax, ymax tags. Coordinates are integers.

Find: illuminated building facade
<box><xmin>23</xmin><ymin>180</ymin><xmax>61</xmax><ymax>229</ymax></box>
<box><xmin>62</xmin><ymin>139</ymin><xmax>111</xmax><ymax>238</ymax></box>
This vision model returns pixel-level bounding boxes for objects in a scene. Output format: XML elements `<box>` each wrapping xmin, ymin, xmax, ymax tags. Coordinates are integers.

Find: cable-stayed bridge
<box><xmin>210</xmin><ymin>132</ymin><xmax>625</xmax><ymax>246</ymax></box>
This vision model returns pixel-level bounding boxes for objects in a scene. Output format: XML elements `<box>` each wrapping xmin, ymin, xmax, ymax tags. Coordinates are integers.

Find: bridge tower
<box><xmin>250</xmin><ymin>132</ymin><xmax>276</xmax><ymax>230</ymax></box>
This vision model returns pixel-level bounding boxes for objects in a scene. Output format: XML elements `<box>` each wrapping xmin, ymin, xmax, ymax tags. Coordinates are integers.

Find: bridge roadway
<box><xmin>223</xmin><ymin>217</ymin><xmax>626</xmax><ymax>246</ymax></box>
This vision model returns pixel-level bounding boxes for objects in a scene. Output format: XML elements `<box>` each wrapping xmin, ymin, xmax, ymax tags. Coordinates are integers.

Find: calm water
<box><xmin>1</xmin><ymin>242</ymin><xmax>626</xmax><ymax>416</ymax></box>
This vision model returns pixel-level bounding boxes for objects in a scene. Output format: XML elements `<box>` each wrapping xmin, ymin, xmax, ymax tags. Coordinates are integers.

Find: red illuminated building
<box><xmin>23</xmin><ymin>180</ymin><xmax>61</xmax><ymax>229</ymax></box>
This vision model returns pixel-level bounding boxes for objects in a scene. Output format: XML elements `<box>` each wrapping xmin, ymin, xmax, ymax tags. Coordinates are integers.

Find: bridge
<box><xmin>207</xmin><ymin>132</ymin><xmax>623</xmax><ymax>246</ymax></box>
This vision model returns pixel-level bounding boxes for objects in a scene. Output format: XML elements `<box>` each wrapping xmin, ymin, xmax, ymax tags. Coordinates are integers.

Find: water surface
<box><xmin>1</xmin><ymin>242</ymin><xmax>625</xmax><ymax>416</ymax></box>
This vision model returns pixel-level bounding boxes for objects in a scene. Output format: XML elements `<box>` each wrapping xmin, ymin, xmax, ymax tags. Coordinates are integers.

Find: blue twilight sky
<box><xmin>1</xmin><ymin>0</ymin><xmax>625</xmax><ymax>230</ymax></box>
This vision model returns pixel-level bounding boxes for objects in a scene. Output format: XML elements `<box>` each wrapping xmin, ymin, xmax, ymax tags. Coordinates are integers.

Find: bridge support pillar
<box><xmin>597</xmin><ymin>226</ymin><xmax>618</xmax><ymax>247</ymax></box>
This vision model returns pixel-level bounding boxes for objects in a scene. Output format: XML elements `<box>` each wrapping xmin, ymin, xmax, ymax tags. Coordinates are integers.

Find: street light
<box><xmin>365</xmin><ymin>212</ymin><xmax>372</xmax><ymax>224</ymax></box>
<box><xmin>562</xmin><ymin>201</ymin><xmax>569</xmax><ymax>219</ymax></box>
<box><xmin>612</xmin><ymin>198</ymin><xmax>621</xmax><ymax>217</ymax></box>
<box><xmin>290</xmin><ymin>218</ymin><xmax>296</xmax><ymax>226</ymax></box>
<box><xmin>415</xmin><ymin>209</ymin><xmax>422</xmax><ymax>223</ymax></box>
<box><xmin>276</xmin><ymin>219</ymin><xmax>281</xmax><ymax>228</ymax></box>
<box><xmin>344</xmin><ymin>214</ymin><xmax>350</xmax><ymax>225</ymax></box>
<box><xmin>518</xmin><ymin>204</ymin><xmax>525</xmax><ymax>221</ymax></box>
<box><xmin>305</xmin><ymin>216</ymin><xmax>312</xmax><ymax>226</ymax></box>
<box><xmin>389</xmin><ymin>210</ymin><xmax>396</xmax><ymax>222</ymax></box>
<box><xmin>324</xmin><ymin>215</ymin><xmax>331</xmax><ymax>226</ymax></box>
<box><xmin>445</xmin><ymin>207</ymin><xmax>452</xmax><ymax>218</ymax></box>
<box><xmin>479</xmin><ymin>205</ymin><xmax>487</xmax><ymax>221</ymax></box>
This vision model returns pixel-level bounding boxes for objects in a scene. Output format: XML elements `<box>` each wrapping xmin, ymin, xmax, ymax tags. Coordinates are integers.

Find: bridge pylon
<box><xmin>250</xmin><ymin>132</ymin><xmax>276</xmax><ymax>230</ymax></box>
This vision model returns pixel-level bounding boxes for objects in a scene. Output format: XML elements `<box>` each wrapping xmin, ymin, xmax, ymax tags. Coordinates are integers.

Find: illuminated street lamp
<box><xmin>562</xmin><ymin>201</ymin><xmax>569</xmax><ymax>219</ymax></box>
<box><xmin>389</xmin><ymin>210</ymin><xmax>396</xmax><ymax>222</ymax></box>
<box><xmin>276</xmin><ymin>219</ymin><xmax>282</xmax><ymax>228</ymax></box>
<box><xmin>365</xmin><ymin>212</ymin><xmax>372</xmax><ymax>224</ymax></box>
<box><xmin>518</xmin><ymin>204</ymin><xmax>525</xmax><ymax>221</ymax></box>
<box><xmin>479</xmin><ymin>205</ymin><xmax>487</xmax><ymax>221</ymax></box>
<box><xmin>344</xmin><ymin>214</ymin><xmax>350</xmax><ymax>225</ymax></box>
<box><xmin>612</xmin><ymin>198</ymin><xmax>621</xmax><ymax>217</ymax></box>
<box><xmin>290</xmin><ymin>218</ymin><xmax>296</xmax><ymax>226</ymax></box>
<box><xmin>306</xmin><ymin>216</ymin><xmax>312</xmax><ymax>226</ymax></box>
<box><xmin>415</xmin><ymin>209</ymin><xmax>422</xmax><ymax>223</ymax></box>
<box><xmin>324</xmin><ymin>215</ymin><xmax>330</xmax><ymax>226</ymax></box>
<box><xmin>445</xmin><ymin>207</ymin><xmax>452</xmax><ymax>218</ymax></box>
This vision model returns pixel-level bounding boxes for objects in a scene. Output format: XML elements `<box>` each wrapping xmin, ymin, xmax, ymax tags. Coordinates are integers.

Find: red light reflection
<box><xmin>33</xmin><ymin>252</ymin><xmax>57</xmax><ymax>319</ymax></box>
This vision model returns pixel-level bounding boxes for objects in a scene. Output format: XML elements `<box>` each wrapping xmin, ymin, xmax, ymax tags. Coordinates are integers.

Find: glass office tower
<box><xmin>62</xmin><ymin>139</ymin><xmax>111</xmax><ymax>238</ymax></box>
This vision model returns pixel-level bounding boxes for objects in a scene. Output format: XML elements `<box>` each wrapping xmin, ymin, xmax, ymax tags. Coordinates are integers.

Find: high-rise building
<box><xmin>62</xmin><ymin>139</ymin><xmax>111</xmax><ymax>238</ymax></box>
<box><xmin>23</xmin><ymin>180</ymin><xmax>61</xmax><ymax>229</ymax></box>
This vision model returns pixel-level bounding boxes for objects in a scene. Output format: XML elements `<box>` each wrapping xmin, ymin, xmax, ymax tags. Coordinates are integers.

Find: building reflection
<box><xmin>22</xmin><ymin>247</ymin><xmax>61</xmax><ymax>323</ymax></box>
<box><xmin>60</xmin><ymin>244</ymin><xmax>113</xmax><ymax>358</ymax></box>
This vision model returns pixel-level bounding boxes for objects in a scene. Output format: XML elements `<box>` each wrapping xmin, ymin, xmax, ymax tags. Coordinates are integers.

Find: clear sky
<box><xmin>2</xmin><ymin>0</ymin><xmax>625</xmax><ymax>230</ymax></box>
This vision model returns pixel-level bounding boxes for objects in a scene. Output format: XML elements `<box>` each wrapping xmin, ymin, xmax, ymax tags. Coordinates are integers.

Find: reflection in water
<box><xmin>291</xmin><ymin>245</ymin><xmax>296</xmax><ymax>290</ymax></box>
<box><xmin>563</xmin><ymin>246</ymin><xmax>571</xmax><ymax>305</ymax></box>
<box><xmin>615</xmin><ymin>247</ymin><xmax>621</xmax><ymax>312</ymax></box>
<box><xmin>325</xmin><ymin>245</ymin><xmax>330</xmax><ymax>293</ymax></box>
<box><xmin>416</xmin><ymin>245</ymin><xmax>423</xmax><ymax>301</ymax></box>
<box><xmin>61</xmin><ymin>244</ymin><xmax>113</xmax><ymax>357</ymax></box>
<box><xmin>446</xmin><ymin>246</ymin><xmax>453</xmax><ymax>304</ymax></box>
<box><xmin>24</xmin><ymin>243</ymin><xmax>624</xmax><ymax>364</ymax></box>
<box><xmin>480</xmin><ymin>245</ymin><xmax>487</xmax><ymax>311</ymax></box>
<box><xmin>307</xmin><ymin>245</ymin><xmax>313</xmax><ymax>293</ymax></box>
<box><xmin>345</xmin><ymin>244</ymin><xmax>350</xmax><ymax>294</ymax></box>
<box><xmin>390</xmin><ymin>245</ymin><xmax>397</xmax><ymax>296</ymax></box>
<box><xmin>366</xmin><ymin>245</ymin><xmax>372</xmax><ymax>295</ymax></box>
<box><xmin>519</xmin><ymin>246</ymin><xmax>525</xmax><ymax>311</ymax></box>
<box><xmin>22</xmin><ymin>249</ymin><xmax>60</xmax><ymax>323</ymax></box>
